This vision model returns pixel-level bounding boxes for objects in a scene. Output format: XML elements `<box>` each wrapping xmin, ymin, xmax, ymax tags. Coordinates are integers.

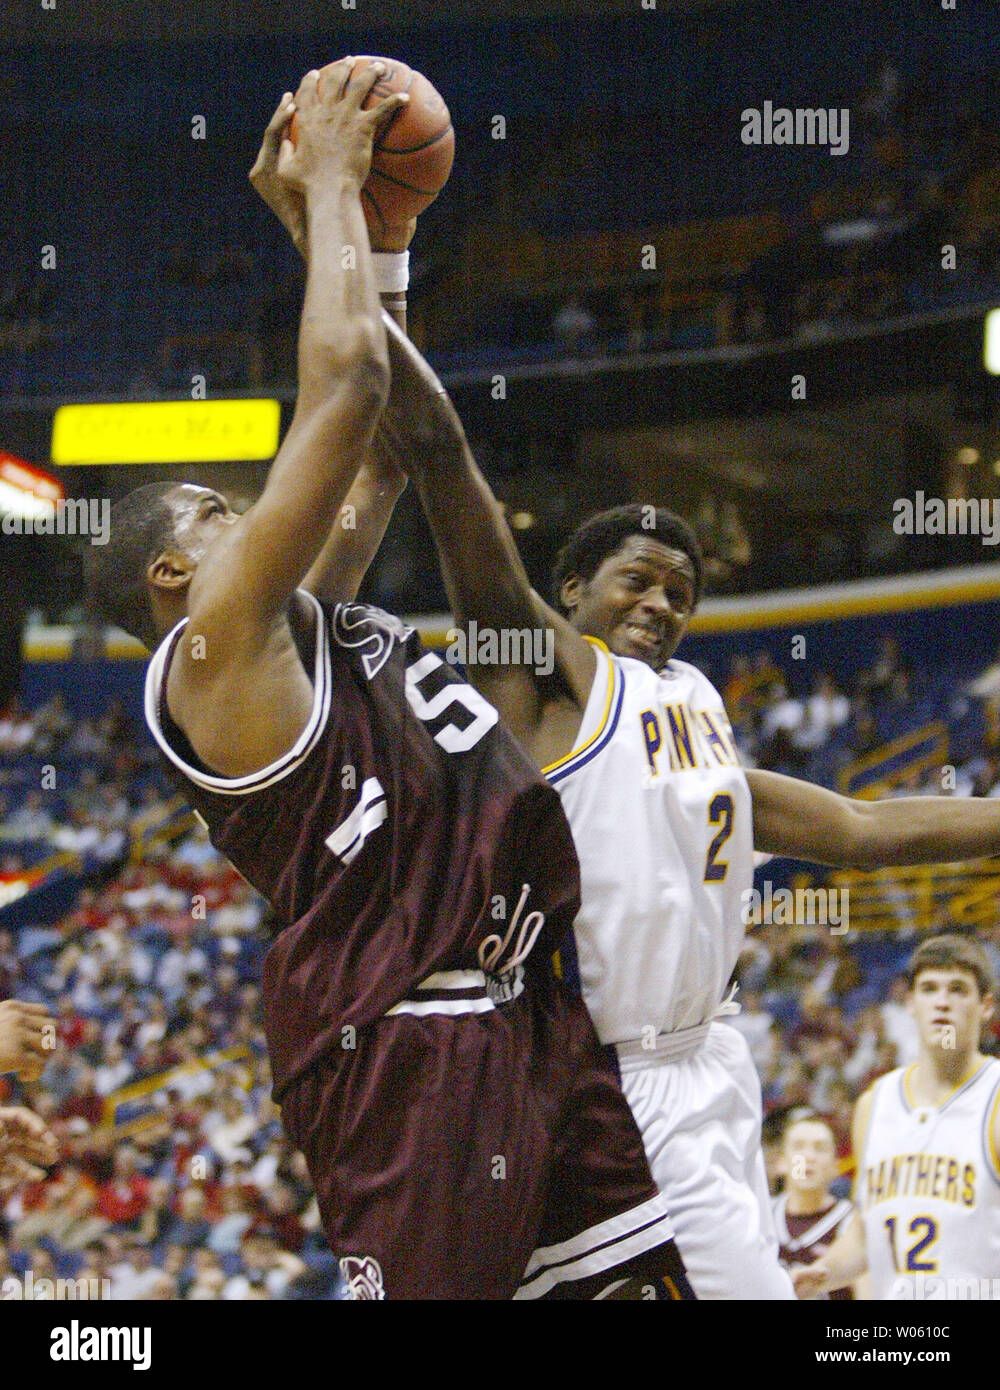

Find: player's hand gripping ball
<box><xmin>288</xmin><ymin>56</ymin><xmax>455</xmax><ymax>242</ymax></box>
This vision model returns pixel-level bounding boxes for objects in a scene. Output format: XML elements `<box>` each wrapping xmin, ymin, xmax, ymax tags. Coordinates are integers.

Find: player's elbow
<box><xmin>302</xmin><ymin>326</ymin><xmax>390</xmax><ymax>408</ymax></box>
<box><xmin>837</xmin><ymin>797</ymin><xmax>884</xmax><ymax>870</ymax></box>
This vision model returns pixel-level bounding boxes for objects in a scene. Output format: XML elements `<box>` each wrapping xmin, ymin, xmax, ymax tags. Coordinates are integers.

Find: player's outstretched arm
<box><xmin>372</xmin><ymin>314</ymin><xmax>596</xmax><ymax>731</ymax></box>
<box><xmin>183</xmin><ymin>63</ymin><xmax>407</xmax><ymax>651</ymax></box>
<box><xmin>748</xmin><ymin>768</ymin><xmax>1000</xmax><ymax>868</ymax></box>
<box><xmin>793</xmin><ymin>1088</ymin><xmax>873</xmax><ymax>1298</ymax></box>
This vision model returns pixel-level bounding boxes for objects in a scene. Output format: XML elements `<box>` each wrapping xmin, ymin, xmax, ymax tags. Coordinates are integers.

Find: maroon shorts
<box><xmin>277</xmin><ymin>966</ymin><xmax>684</xmax><ymax>1300</ymax></box>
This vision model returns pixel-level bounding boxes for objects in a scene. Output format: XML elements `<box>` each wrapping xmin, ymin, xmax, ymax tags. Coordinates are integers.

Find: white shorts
<box><xmin>615</xmin><ymin>1020</ymin><xmax>795</xmax><ymax>1300</ymax></box>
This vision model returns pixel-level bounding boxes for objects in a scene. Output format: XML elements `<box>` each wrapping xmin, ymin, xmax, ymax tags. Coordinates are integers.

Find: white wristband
<box><xmin>373</xmin><ymin>251</ymin><xmax>409</xmax><ymax>295</ymax></box>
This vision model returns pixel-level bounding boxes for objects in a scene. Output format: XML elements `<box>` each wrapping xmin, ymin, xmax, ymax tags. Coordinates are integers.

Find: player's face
<box><xmin>165</xmin><ymin>484</ymin><xmax>239</xmax><ymax>566</ymax></box>
<box><xmin>782</xmin><ymin>1121</ymin><xmax>837</xmax><ymax>1192</ymax></box>
<box><xmin>563</xmin><ymin>536</ymin><xmax>697</xmax><ymax>669</ymax></box>
<box><xmin>907</xmin><ymin>968</ymin><xmax>993</xmax><ymax>1056</ymax></box>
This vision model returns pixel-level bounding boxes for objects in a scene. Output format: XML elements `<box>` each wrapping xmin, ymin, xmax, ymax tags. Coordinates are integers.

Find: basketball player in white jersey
<box><xmin>794</xmin><ymin>935</ymin><xmax>1000</xmax><ymax>1300</ymax></box>
<box><xmin>773</xmin><ymin>1112</ymin><xmax>856</xmax><ymax>1299</ymax></box>
<box><xmin>299</xmin><ymin>311</ymin><xmax>1000</xmax><ymax>1298</ymax></box>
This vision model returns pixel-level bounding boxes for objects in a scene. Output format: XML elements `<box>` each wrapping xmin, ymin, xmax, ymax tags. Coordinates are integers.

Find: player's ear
<box><xmin>147</xmin><ymin>549</ymin><xmax>196</xmax><ymax>594</ymax></box>
<box><xmin>560</xmin><ymin>574</ymin><xmax>584</xmax><ymax>615</ymax></box>
<box><xmin>981</xmin><ymin>991</ymin><xmax>994</xmax><ymax>1024</ymax></box>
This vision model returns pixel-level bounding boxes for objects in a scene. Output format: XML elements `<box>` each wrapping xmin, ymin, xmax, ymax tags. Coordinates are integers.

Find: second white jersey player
<box><xmin>547</xmin><ymin>641</ymin><xmax>751</xmax><ymax>1042</ymax></box>
<box><xmin>860</xmin><ymin>1058</ymin><xmax>1000</xmax><ymax>1299</ymax></box>
<box><xmin>546</xmin><ymin>639</ymin><xmax>793</xmax><ymax>1299</ymax></box>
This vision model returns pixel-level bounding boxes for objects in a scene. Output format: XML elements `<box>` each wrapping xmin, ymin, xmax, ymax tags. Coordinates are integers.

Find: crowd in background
<box><xmin>2</xmin><ymin>650</ymin><xmax>999</xmax><ymax>1293</ymax></box>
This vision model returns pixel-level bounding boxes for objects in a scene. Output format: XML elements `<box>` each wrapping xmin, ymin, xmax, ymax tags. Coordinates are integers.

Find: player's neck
<box><xmin>911</xmin><ymin>1046</ymin><xmax>984</xmax><ymax>1104</ymax></box>
<box><xmin>784</xmin><ymin>1186</ymin><xmax>833</xmax><ymax>1217</ymax></box>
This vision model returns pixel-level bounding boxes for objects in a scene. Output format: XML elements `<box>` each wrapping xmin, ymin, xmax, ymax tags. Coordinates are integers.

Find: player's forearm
<box><xmin>379</xmin><ymin>317</ymin><xmax>537</xmax><ymax>634</ymax></box>
<box><xmin>821</xmin><ymin>1216</ymin><xmax>868</xmax><ymax>1291</ymax></box>
<box><xmin>749</xmin><ymin>769</ymin><xmax>1000</xmax><ymax>868</ymax></box>
<box><xmin>301</xmin><ymin>458</ymin><xmax>407</xmax><ymax>603</ymax></box>
<box><xmin>297</xmin><ymin>179</ymin><xmax>388</xmax><ymax>407</ymax></box>
<box><xmin>853</xmin><ymin>795</ymin><xmax>1000</xmax><ymax>866</ymax></box>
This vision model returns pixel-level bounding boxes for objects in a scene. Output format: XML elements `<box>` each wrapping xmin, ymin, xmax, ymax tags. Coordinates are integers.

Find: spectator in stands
<box><xmin>758</xmin><ymin>679</ymin><xmax>806</xmax><ymax>769</ymax></box>
<box><xmin>795</xmin><ymin>672</ymin><xmax>851</xmax><ymax>753</ymax></box>
<box><xmin>878</xmin><ymin>975</ymin><xmax>919</xmax><ymax>1064</ymax></box>
<box><xmin>726</xmin><ymin>989</ymin><xmax>775</xmax><ymax>1073</ymax></box>
<box><xmin>0</xmin><ymin>699</ymin><xmax>35</xmax><ymax>755</ymax></box>
<box><xmin>2</xmin><ymin>789</ymin><xmax>54</xmax><ymax>841</ymax></box>
<box><xmin>552</xmin><ymin>295</ymin><xmax>596</xmax><ymax>356</ymax></box>
<box><xmin>165</xmin><ymin>1185</ymin><xmax>212</xmax><ymax>1249</ymax></box>
<box><xmin>858</xmin><ymin>635</ymin><xmax>908</xmax><ymax>705</ymax></box>
<box><xmin>223</xmin><ymin>1227</ymin><xmax>306</xmax><ymax>1301</ymax></box>
<box><xmin>96</xmin><ymin>1145</ymin><xmax>150</xmax><ymax>1230</ymax></box>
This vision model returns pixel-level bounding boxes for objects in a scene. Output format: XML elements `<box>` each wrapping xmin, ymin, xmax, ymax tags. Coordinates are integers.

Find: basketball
<box><xmin>288</xmin><ymin>56</ymin><xmax>455</xmax><ymax>237</ymax></box>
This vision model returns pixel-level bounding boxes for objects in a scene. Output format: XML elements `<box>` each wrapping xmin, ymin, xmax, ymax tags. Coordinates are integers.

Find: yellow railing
<box><xmin>837</xmin><ymin>720</ymin><xmax>949</xmax><ymax>800</ymax></box>
<box><xmin>103</xmin><ymin>1045</ymin><xmax>252</xmax><ymax>1134</ymax></box>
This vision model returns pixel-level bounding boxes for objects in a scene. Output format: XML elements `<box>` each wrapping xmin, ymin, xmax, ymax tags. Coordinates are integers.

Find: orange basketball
<box><xmin>288</xmin><ymin>56</ymin><xmax>455</xmax><ymax>239</ymax></box>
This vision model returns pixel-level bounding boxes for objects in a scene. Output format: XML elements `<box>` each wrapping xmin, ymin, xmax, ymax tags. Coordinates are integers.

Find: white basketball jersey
<box><xmin>860</xmin><ymin>1060</ymin><xmax>1000</xmax><ymax>1299</ymax></box>
<box><xmin>545</xmin><ymin>641</ymin><xmax>752</xmax><ymax>1044</ymax></box>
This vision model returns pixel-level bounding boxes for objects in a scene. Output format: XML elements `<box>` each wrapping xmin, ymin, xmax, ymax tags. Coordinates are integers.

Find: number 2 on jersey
<box><xmin>704</xmin><ymin>793</ymin><xmax>734</xmax><ymax>882</ymax></box>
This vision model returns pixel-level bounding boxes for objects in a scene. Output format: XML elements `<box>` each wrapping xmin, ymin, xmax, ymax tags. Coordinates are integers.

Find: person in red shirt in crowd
<box><xmin>58</xmin><ymin>1067</ymin><xmax>106</xmax><ymax>1127</ymax></box>
<box><xmin>96</xmin><ymin>1145</ymin><xmax>150</xmax><ymax>1228</ymax></box>
<box><xmin>56</xmin><ymin>997</ymin><xmax>85</xmax><ymax>1050</ymax></box>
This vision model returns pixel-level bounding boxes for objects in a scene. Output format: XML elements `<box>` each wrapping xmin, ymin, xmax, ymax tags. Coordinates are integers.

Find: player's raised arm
<box><xmin>249</xmin><ymin>89</ymin><xmax>412</xmax><ymax>605</ymax></box>
<box><xmin>371</xmin><ymin>315</ymin><xmax>596</xmax><ymax>734</ymax></box>
<box><xmin>747</xmin><ymin>768</ymin><xmax>1000</xmax><ymax>868</ymax></box>
<box><xmin>182</xmin><ymin>63</ymin><xmax>407</xmax><ymax>646</ymax></box>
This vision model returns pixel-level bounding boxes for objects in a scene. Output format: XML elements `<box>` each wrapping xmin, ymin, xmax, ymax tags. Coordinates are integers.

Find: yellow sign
<box><xmin>51</xmin><ymin>399</ymin><xmax>281</xmax><ymax>465</ymax></box>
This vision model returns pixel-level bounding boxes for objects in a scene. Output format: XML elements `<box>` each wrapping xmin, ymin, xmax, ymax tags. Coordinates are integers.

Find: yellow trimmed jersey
<box><xmin>859</xmin><ymin>1060</ymin><xmax>1000</xmax><ymax>1299</ymax></box>
<box><xmin>545</xmin><ymin>642</ymin><xmax>752</xmax><ymax>1044</ymax></box>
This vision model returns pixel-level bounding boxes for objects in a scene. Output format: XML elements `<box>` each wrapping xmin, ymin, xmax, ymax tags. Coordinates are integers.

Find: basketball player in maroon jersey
<box><xmin>773</xmin><ymin>1113</ymin><xmax>855</xmax><ymax>1299</ymax></box>
<box><xmin>84</xmin><ymin>65</ymin><xmax>684</xmax><ymax>1300</ymax></box>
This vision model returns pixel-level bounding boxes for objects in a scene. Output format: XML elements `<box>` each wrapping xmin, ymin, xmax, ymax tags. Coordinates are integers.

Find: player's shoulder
<box><xmin>661</xmin><ymin>657</ymin><xmax>725</xmax><ymax>701</ymax></box>
<box><xmin>855</xmin><ymin>1069</ymin><xmax>903</xmax><ymax>1128</ymax></box>
<box><xmin>656</xmin><ymin>653</ymin><xmax>717</xmax><ymax>692</ymax></box>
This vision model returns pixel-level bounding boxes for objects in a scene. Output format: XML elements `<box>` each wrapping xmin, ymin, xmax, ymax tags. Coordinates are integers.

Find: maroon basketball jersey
<box><xmin>145</xmin><ymin>592</ymin><xmax>582</xmax><ymax>1099</ymax></box>
<box><xmin>773</xmin><ymin>1193</ymin><xmax>855</xmax><ymax>1300</ymax></box>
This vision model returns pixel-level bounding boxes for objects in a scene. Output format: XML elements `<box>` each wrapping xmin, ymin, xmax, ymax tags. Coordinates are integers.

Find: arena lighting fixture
<box><xmin>955</xmin><ymin>446</ymin><xmax>981</xmax><ymax>466</ymax></box>
<box><xmin>985</xmin><ymin>307</ymin><xmax>1000</xmax><ymax>376</ymax></box>
<box><xmin>510</xmin><ymin>511</ymin><xmax>535</xmax><ymax>530</ymax></box>
<box><xmin>51</xmin><ymin>399</ymin><xmax>281</xmax><ymax>466</ymax></box>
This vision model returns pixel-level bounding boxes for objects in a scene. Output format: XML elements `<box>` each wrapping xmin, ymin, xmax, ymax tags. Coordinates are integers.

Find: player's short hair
<box><xmin>551</xmin><ymin>504</ymin><xmax>704</xmax><ymax>612</ymax></box>
<box><xmin>905</xmin><ymin>933</ymin><xmax>995</xmax><ymax>998</ymax></box>
<box><xmin>83</xmin><ymin>482</ymin><xmax>183</xmax><ymax>651</ymax></box>
<box><xmin>781</xmin><ymin>1108</ymin><xmax>835</xmax><ymax>1144</ymax></box>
